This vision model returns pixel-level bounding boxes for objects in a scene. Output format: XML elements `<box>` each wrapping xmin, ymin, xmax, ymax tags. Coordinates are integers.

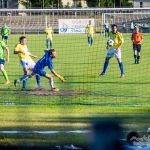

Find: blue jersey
<box><xmin>34</xmin><ymin>50</ymin><xmax>53</xmax><ymax>71</ymax></box>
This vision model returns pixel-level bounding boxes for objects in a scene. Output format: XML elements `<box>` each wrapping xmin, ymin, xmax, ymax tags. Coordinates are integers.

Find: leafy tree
<box><xmin>86</xmin><ymin>0</ymin><xmax>132</xmax><ymax>7</ymax></box>
<box><xmin>18</xmin><ymin>0</ymin><xmax>28</xmax><ymax>7</ymax></box>
<box><xmin>28</xmin><ymin>0</ymin><xmax>63</xmax><ymax>8</ymax></box>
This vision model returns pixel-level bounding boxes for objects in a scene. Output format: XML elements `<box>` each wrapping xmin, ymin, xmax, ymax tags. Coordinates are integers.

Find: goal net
<box><xmin>0</xmin><ymin>8</ymin><xmax>150</xmax><ymax>106</ymax></box>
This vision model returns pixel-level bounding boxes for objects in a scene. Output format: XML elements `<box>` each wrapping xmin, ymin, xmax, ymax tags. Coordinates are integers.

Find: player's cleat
<box><xmin>14</xmin><ymin>80</ymin><xmax>18</xmax><ymax>87</ymax></box>
<box><xmin>137</xmin><ymin>60</ymin><xmax>139</xmax><ymax>64</ymax></box>
<box><xmin>5</xmin><ymin>80</ymin><xmax>10</xmax><ymax>85</ymax></box>
<box><xmin>99</xmin><ymin>72</ymin><xmax>105</xmax><ymax>76</ymax></box>
<box><xmin>21</xmin><ymin>88</ymin><xmax>26</xmax><ymax>91</ymax></box>
<box><xmin>120</xmin><ymin>74</ymin><xmax>125</xmax><ymax>78</ymax></box>
<box><xmin>134</xmin><ymin>59</ymin><xmax>137</xmax><ymax>64</ymax></box>
<box><xmin>51</xmin><ymin>88</ymin><xmax>59</xmax><ymax>92</ymax></box>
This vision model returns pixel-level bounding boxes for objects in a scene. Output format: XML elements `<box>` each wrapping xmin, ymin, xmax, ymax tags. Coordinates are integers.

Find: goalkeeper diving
<box><xmin>14</xmin><ymin>49</ymin><xmax>65</xmax><ymax>91</ymax></box>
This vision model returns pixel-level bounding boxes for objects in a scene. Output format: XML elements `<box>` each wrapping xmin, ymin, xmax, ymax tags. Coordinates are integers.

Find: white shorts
<box><xmin>47</xmin><ymin>37</ymin><xmax>52</xmax><ymax>41</ymax></box>
<box><xmin>106</xmin><ymin>48</ymin><xmax>121</xmax><ymax>59</ymax></box>
<box><xmin>87</xmin><ymin>34</ymin><xmax>93</xmax><ymax>38</ymax></box>
<box><xmin>20</xmin><ymin>59</ymin><xmax>35</xmax><ymax>71</ymax></box>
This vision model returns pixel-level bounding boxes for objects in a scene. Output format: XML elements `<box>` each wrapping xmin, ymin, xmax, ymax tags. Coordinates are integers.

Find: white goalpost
<box><xmin>102</xmin><ymin>12</ymin><xmax>150</xmax><ymax>33</ymax></box>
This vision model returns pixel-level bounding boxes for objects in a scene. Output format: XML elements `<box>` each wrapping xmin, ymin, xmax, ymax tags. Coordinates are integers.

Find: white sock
<box><xmin>49</xmin><ymin>78</ymin><xmax>54</xmax><ymax>89</ymax></box>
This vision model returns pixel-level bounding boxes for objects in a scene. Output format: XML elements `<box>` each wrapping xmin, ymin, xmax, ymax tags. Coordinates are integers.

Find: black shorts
<box><xmin>0</xmin><ymin>59</ymin><xmax>5</xmax><ymax>65</ymax></box>
<box><xmin>133</xmin><ymin>44</ymin><xmax>141</xmax><ymax>52</ymax></box>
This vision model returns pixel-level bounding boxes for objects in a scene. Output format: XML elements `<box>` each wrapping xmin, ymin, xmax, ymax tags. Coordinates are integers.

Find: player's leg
<box><xmin>5</xmin><ymin>36</ymin><xmax>8</xmax><ymax>45</ymax></box>
<box><xmin>137</xmin><ymin>45</ymin><xmax>141</xmax><ymax>64</ymax></box>
<box><xmin>88</xmin><ymin>35</ymin><xmax>90</xmax><ymax>45</ymax></box>
<box><xmin>91</xmin><ymin>35</ymin><xmax>93</xmax><ymax>46</ymax></box>
<box><xmin>2</xmin><ymin>36</ymin><xmax>4</xmax><ymax>41</ymax></box>
<box><xmin>0</xmin><ymin>60</ymin><xmax>10</xmax><ymax>84</ymax></box>
<box><xmin>116</xmin><ymin>51</ymin><xmax>125</xmax><ymax>78</ymax></box>
<box><xmin>22</xmin><ymin>68</ymin><xmax>28</xmax><ymax>89</ymax></box>
<box><xmin>29</xmin><ymin>60</ymin><xmax>41</xmax><ymax>88</ymax></box>
<box><xmin>50</xmin><ymin>38</ymin><xmax>52</xmax><ymax>49</ymax></box>
<box><xmin>39</xmin><ymin>70</ymin><xmax>58</xmax><ymax>91</ymax></box>
<box><xmin>21</xmin><ymin>60</ymin><xmax>28</xmax><ymax>89</ymax></box>
<box><xmin>14</xmin><ymin>60</ymin><xmax>28</xmax><ymax>88</ymax></box>
<box><xmin>100</xmin><ymin>48</ymin><xmax>116</xmax><ymax>76</ymax></box>
<box><xmin>133</xmin><ymin>44</ymin><xmax>137</xmax><ymax>64</ymax></box>
<box><xmin>107</xmin><ymin>29</ymin><xmax>110</xmax><ymax>37</ymax></box>
<box><xmin>117</xmin><ymin>58</ymin><xmax>125</xmax><ymax>78</ymax></box>
<box><xmin>46</xmin><ymin>38</ymin><xmax>49</xmax><ymax>50</ymax></box>
<box><xmin>100</xmin><ymin>57</ymin><xmax>111</xmax><ymax>76</ymax></box>
<box><xmin>104</xmin><ymin>29</ymin><xmax>106</xmax><ymax>36</ymax></box>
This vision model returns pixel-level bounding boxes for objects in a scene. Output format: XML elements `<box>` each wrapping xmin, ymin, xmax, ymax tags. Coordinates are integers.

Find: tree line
<box><xmin>22</xmin><ymin>0</ymin><xmax>132</xmax><ymax>8</ymax></box>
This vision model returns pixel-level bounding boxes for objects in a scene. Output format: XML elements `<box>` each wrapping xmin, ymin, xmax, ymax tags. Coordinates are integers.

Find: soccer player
<box><xmin>14</xmin><ymin>36</ymin><xmax>40</xmax><ymax>89</ymax></box>
<box><xmin>45</xmin><ymin>25</ymin><xmax>53</xmax><ymax>50</ymax></box>
<box><xmin>131</xmin><ymin>26</ymin><xmax>144</xmax><ymax>64</ymax></box>
<box><xmin>104</xmin><ymin>22</ymin><xmax>110</xmax><ymax>37</ymax></box>
<box><xmin>99</xmin><ymin>24</ymin><xmax>125</xmax><ymax>78</ymax></box>
<box><xmin>130</xmin><ymin>22</ymin><xmax>134</xmax><ymax>33</ymax></box>
<box><xmin>85</xmin><ymin>20</ymin><xmax>94</xmax><ymax>46</ymax></box>
<box><xmin>17</xmin><ymin>49</ymin><xmax>65</xmax><ymax>91</ymax></box>
<box><xmin>1</xmin><ymin>23</ymin><xmax>10</xmax><ymax>44</ymax></box>
<box><xmin>0</xmin><ymin>40</ymin><xmax>10</xmax><ymax>84</ymax></box>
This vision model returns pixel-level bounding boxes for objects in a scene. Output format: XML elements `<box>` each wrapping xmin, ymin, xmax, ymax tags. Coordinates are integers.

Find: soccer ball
<box><xmin>107</xmin><ymin>39</ymin><xmax>114</xmax><ymax>46</ymax></box>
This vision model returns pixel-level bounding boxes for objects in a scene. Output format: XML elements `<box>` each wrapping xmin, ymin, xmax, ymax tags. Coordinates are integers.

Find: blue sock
<box><xmin>119</xmin><ymin>62</ymin><xmax>124</xmax><ymax>75</ymax></box>
<box><xmin>20</xmin><ymin>74</ymin><xmax>29</xmax><ymax>81</ymax></box>
<box><xmin>46</xmin><ymin>39</ymin><xmax>48</xmax><ymax>49</ymax></box>
<box><xmin>23</xmin><ymin>79</ymin><xmax>27</xmax><ymax>89</ymax></box>
<box><xmin>36</xmin><ymin>75</ymin><xmax>41</xmax><ymax>88</ymax></box>
<box><xmin>102</xmin><ymin>61</ymin><xmax>109</xmax><ymax>74</ymax></box>
<box><xmin>88</xmin><ymin>37</ymin><xmax>90</xmax><ymax>45</ymax></box>
<box><xmin>50</xmin><ymin>41</ymin><xmax>52</xmax><ymax>49</ymax></box>
<box><xmin>91</xmin><ymin>38</ymin><xmax>93</xmax><ymax>45</ymax></box>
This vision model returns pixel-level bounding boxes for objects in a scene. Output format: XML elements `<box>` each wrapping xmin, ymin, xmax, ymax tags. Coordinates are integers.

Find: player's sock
<box><xmin>134</xmin><ymin>55</ymin><xmax>137</xmax><ymax>64</ymax></box>
<box><xmin>20</xmin><ymin>74</ymin><xmax>30</xmax><ymax>82</ymax></box>
<box><xmin>91</xmin><ymin>38</ymin><xmax>93</xmax><ymax>46</ymax></box>
<box><xmin>46</xmin><ymin>39</ymin><xmax>48</xmax><ymax>49</ymax></box>
<box><xmin>2</xmin><ymin>69</ymin><xmax>9</xmax><ymax>81</ymax></box>
<box><xmin>137</xmin><ymin>56</ymin><xmax>140</xmax><ymax>64</ymax></box>
<box><xmin>49</xmin><ymin>78</ymin><xmax>54</xmax><ymax>89</ymax></box>
<box><xmin>36</xmin><ymin>75</ymin><xmax>41</xmax><ymax>88</ymax></box>
<box><xmin>88</xmin><ymin>37</ymin><xmax>90</xmax><ymax>45</ymax></box>
<box><xmin>50</xmin><ymin>41</ymin><xmax>52</xmax><ymax>49</ymax></box>
<box><xmin>22</xmin><ymin>73</ymin><xmax>27</xmax><ymax>89</ymax></box>
<box><xmin>102</xmin><ymin>61</ymin><xmax>109</xmax><ymax>74</ymax></box>
<box><xmin>119</xmin><ymin>62</ymin><xmax>124</xmax><ymax>75</ymax></box>
<box><xmin>23</xmin><ymin>79</ymin><xmax>27</xmax><ymax>89</ymax></box>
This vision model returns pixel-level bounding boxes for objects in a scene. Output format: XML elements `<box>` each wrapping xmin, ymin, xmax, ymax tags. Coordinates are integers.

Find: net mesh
<box><xmin>0</xmin><ymin>8</ymin><xmax>150</xmax><ymax>106</ymax></box>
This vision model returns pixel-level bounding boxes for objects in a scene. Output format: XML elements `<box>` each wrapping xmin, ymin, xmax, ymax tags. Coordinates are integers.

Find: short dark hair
<box><xmin>127</xmin><ymin>131</ymin><xmax>140</xmax><ymax>145</ymax></box>
<box><xmin>111</xmin><ymin>24</ymin><xmax>118</xmax><ymax>28</ymax></box>
<box><xmin>19</xmin><ymin>36</ymin><xmax>26</xmax><ymax>43</ymax></box>
<box><xmin>49</xmin><ymin>49</ymin><xmax>55</xmax><ymax>55</ymax></box>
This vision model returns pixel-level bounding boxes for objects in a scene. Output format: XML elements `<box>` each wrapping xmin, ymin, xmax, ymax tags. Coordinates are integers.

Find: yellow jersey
<box><xmin>86</xmin><ymin>24</ymin><xmax>94</xmax><ymax>35</ymax></box>
<box><xmin>109</xmin><ymin>31</ymin><xmax>124</xmax><ymax>49</ymax></box>
<box><xmin>45</xmin><ymin>27</ymin><xmax>53</xmax><ymax>38</ymax></box>
<box><xmin>15</xmin><ymin>44</ymin><xmax>32</xmax><ymax>60</ymax></box>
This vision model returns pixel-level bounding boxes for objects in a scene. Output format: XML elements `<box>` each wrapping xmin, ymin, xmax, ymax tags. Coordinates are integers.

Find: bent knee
<box><xmin>105</xmin><ymin>57</ymin><xmax>110</xmax><ymax>62</ymax></box>
<box><xmin>0</xmin><ymin>65</ymin><xmax>4</xmax><ymax>71</ymax></box>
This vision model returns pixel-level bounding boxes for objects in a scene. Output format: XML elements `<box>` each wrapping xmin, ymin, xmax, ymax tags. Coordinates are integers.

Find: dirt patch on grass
<box><xmin>24</xmin><ymin>88</ymin><xmax>86</xmax><ymax>96</ymax></box>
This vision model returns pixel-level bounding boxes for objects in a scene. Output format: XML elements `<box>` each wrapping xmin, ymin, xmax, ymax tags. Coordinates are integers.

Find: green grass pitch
<box><xmin>0</xmin><ymin>33</ymin><xmax>150</xmax><ymax>147</ymax></box>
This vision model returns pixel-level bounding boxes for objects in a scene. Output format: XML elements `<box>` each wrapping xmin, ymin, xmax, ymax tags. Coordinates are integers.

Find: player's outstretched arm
<box><xmin>51</xmin><ymin>70</ymin><xmax>65</xmax><ymax>82</ymax></box>
<box><xmin>27</xmin><ymin>52</ymin><xmax>37</xmax><ymax>58</ymax></box>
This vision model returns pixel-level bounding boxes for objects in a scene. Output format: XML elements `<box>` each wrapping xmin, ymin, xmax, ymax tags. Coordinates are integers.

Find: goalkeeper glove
<box><xmin>59</xmin><ymin>75</ymin><xmax>65</xmax><ymax>82</ymax></box>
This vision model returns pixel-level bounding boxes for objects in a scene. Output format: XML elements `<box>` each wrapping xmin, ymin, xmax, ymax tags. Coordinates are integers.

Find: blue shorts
<box><xmin>2</xmin><ymin>36</ymin><xmax>8</xmax><ymax>40</ymax></box>
<box><xmin>133</xmin><ymin>44</ymin><xmax>141</xmax><ymax>52</ymax></box>
<box><xmin>0</xmin><ymin>59</ymin><xmax>5</xmax><ymax>65</ymax></box>
<box><xmin>33</xmin><ymin>69</ymin><xmax>46</xmax><ymax>76</ymax></box>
